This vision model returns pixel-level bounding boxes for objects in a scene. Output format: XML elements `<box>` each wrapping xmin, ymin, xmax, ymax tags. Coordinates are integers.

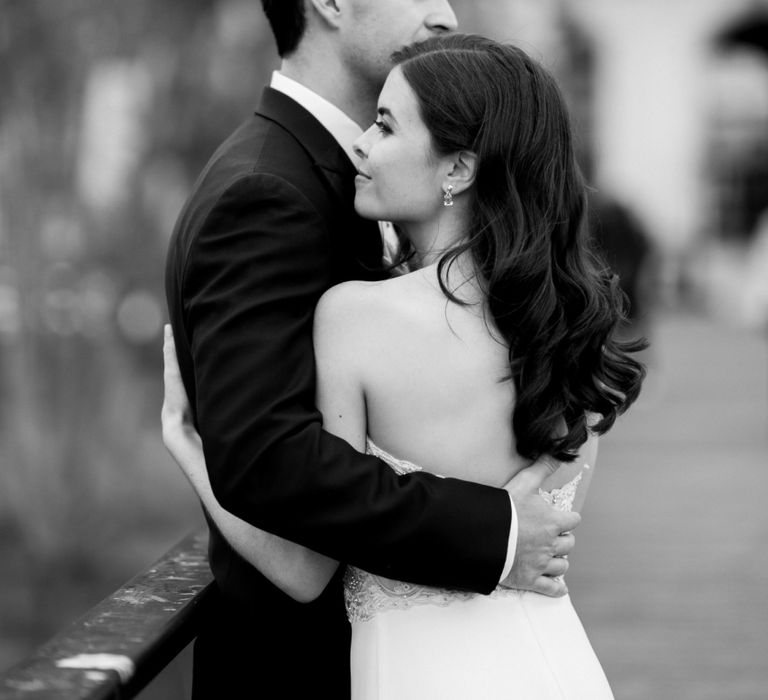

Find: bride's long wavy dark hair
<box><xmin>392</xmin><ymin>34</ymin><xmax>646</xmax><ymax>462</ymax></box>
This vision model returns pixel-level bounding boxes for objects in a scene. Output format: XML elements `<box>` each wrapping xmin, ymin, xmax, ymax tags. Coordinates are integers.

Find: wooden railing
<box><xmin>0</xmin><ymin>531</ymin><xmax>213</xmax><ymax>700</ymax></box>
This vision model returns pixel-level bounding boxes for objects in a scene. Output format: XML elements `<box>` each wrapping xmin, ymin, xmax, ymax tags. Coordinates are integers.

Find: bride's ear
<box><xmin>443</xmin><ymin>150</ymin><xmax>478</xmax><ymax>197</ymax></box>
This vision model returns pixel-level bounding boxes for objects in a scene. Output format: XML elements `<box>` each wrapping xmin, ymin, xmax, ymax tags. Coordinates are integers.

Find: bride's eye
<box><xmin>374</xmin><ymin>119</ymin><xmax>391</xmax><ymax>134</ymax></box>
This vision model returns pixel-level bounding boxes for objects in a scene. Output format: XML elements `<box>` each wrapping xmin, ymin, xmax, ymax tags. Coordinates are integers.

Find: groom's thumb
<box><xmin>506</xmin><ymin>456</ymin><xmax>560</xmax><ymax>495</ymax></box>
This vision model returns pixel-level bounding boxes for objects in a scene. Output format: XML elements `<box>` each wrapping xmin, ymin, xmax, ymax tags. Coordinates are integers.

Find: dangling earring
<box><xmin>442</xmin><ymin>184</ymin><xmax>454</xmax><ymax>207</ymax></box>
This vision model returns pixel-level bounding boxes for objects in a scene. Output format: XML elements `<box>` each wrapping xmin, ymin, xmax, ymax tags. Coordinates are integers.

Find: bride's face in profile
<box><xmin>352</xmin><ymin>66</ymin><xmax>453</xmax><ymax>228</ymax></box>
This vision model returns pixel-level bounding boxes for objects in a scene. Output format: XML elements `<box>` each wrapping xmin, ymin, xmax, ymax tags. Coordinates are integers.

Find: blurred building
<box><xmin>476</xmin><ymin>0</ymin><xmax>768</xmax><ymax>327</ymax></box>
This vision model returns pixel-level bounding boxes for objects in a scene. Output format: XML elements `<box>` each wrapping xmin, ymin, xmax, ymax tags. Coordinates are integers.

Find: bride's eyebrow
<box><xmin>376</xmin><ymin>106</ymin><xmax>397</xmax><ymax>124</ymax></box>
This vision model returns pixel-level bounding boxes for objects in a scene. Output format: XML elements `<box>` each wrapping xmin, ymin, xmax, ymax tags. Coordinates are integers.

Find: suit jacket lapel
<box><xmin>255</xmin><ymin>88</ymin><xmax>357</xmax><ymax>203</ymax></box>
<box><xmin>255</xmin><ymin>87</ymin><xmax>384</xmax><ymax>278</ymax></box>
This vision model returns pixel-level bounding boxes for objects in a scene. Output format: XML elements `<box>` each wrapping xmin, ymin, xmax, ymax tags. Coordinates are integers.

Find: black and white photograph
<box><xmin>1</xmin><ymin>1</ymin><xmax>767</xmax><ymax>698</ymax></box>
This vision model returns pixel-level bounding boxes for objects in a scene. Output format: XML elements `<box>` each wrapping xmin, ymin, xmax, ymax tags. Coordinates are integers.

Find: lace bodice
<box><xmin>344</xmin><ymin>439</ymin><xmax>586</xmax><ymax>623</ymax></box>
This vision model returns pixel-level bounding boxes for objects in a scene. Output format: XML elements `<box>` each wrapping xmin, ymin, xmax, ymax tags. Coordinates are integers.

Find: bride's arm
<box><xmin>312</xmin><ymin>284</ymin><xmax>369</xmax><ymax>453</ymax></box>
<box><xmin>161</xmin><ymin>326</ymin><xmax>339</xmax><ymax>603</ymax></box>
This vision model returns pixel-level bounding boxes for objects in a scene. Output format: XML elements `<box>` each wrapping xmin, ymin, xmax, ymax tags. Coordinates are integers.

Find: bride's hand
<box><xmin>161</xmin><ymin>324</ymin><xmax>204</xmax><ymax>478</ymax></box>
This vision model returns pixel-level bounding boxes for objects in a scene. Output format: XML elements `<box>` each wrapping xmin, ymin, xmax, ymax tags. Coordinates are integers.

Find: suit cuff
<box><xmin>498</xmin><ymin>492</ymin><xmax>518</xmax><ymax>583</ymax></box>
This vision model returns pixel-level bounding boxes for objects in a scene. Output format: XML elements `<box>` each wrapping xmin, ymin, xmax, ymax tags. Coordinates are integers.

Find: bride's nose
<box><xmin>352</xmin><ymin>135</ymin><xmax>367</xmax><ymax>161</ymax></box>
<box><xmin>353</xmin><ymin>122</ymin><xmax>378</xmax><ymax>161</ymax></box>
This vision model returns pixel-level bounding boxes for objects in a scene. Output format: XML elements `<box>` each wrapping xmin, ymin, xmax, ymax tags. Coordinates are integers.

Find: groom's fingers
<box><xmin>505</xmin><ymin>456</ymin><xmax>560</xmax><ymax>495</ymax></box>
<box><xmin>543</xmin><ymin>555</ymin><xmax>569</xmax><ymax>579</ymax></box>
<box><xmin>530</xmin><ymin>575</ymin><xmax>568</xmax><ymax>598</ymax></box>
<box><xmin>553</xmin><ymin>531</ymin><xmax>575</xmax><ymax>558</ymax></box>
<box><xmin>554</xmin><ymin>510</ymin><xmax>581</xmax><ymax>537</ymax></box>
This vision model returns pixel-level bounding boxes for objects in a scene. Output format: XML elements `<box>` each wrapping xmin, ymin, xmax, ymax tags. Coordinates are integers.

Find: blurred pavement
<box><xmin>569</xmin><ymin>309</ymin><xmax>768</xmax><ymax>700</ymax></box>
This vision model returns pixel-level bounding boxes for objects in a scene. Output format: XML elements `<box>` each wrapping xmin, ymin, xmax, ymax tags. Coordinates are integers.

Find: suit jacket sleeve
<box><xmin>182</xmin><ymin>172</ymin><xmax>512</xmax><ymax>593</ymax></box>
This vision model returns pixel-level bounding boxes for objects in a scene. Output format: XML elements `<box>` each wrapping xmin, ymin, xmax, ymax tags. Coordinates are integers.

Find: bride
<box><xmin>162</xmin><ymin>34</ymin><xmax>644</xmax><ymax>699</ymax></box>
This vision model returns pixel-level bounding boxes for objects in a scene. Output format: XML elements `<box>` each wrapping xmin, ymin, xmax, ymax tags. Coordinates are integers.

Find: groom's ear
<box><xmin>308</xmin><ymin>0</ymin><xmax>343</xmax><ymax>28</ymax></box>
<box><xmin>444</xmin><ymin>150</ymin><xmax>478</xmax><ymax>197</ymax></box>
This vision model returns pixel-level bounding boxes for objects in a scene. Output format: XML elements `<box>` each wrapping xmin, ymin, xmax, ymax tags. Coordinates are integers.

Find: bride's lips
<box><xmin>355</xmin><ymin>170</ymin><xmax>372</xmax><ymax>182</ymax></box>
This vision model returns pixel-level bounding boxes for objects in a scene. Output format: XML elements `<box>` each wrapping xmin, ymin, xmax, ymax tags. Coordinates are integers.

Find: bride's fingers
<box><xmin>162</xmin><ymin>324</ymin><xmax>191</xmax><ymax>417</ymax></box>
<box><xmin>163</xmin><ymin>325</ymin><xmax>181</xmax><ymax>377</ymax></box>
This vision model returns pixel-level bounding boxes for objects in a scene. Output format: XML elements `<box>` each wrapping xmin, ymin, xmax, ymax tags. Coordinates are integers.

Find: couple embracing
<box><xmin>163</xmin><ymin>1</ymin><xmax>645</xmax><ymax>698</ymax></box>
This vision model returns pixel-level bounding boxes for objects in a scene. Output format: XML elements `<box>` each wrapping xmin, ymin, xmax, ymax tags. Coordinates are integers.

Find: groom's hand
<box><xmin>499</xmin><ymin>459</ymin><xmax>581</xmax><ymax>597</ymax></box>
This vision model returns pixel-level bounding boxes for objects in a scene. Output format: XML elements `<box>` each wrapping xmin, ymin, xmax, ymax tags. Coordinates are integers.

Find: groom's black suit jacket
<box><xmin>165</xmin><ymin>88</ymin><xmax>512</xmax><ymax>696</ymax></box>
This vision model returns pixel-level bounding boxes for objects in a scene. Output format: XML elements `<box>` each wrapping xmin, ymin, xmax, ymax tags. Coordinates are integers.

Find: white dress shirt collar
<box><xmin>269</xmin><ymin>72</ymin><xmax>400</xmax><ymax>267</ymax></box>
<box><xmin>270</xmin><ymin>71</ymin><xmax>363</xmax><ymax>164</ymax></box>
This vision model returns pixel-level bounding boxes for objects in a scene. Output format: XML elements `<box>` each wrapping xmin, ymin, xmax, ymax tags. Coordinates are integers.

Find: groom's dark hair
<box><xmin>261</xmin><ymin>0</ymin><xmax>306</xmax><ymax>57</ymax></box>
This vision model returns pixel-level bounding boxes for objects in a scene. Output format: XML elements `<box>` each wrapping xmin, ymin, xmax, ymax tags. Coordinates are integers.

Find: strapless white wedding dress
<box><xmin>344</xmin><ymin>439</ymin><xmax>614</xmax><ymax>700</ymax></box>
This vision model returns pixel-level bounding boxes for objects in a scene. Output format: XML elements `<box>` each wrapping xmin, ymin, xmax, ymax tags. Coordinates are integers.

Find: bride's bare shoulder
<box><xmin>316</xmin><ymin>274</ymin><xmax>426</xmax><ymax>324</ymax></box>
<box><xmin>316</xmin><ymin>278</ymin><xmax>388</xmax><ymax>317</ymax></box>
<box><xmin>314</xmin><ymin>274</ymin><xmax>430</xmax><ymax>350</ymax></box>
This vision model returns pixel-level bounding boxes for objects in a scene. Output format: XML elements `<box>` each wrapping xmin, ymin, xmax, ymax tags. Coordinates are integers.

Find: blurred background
<box><xmin>1</xmin><ymin>0</ymin><xmax>767</xmax><ymax>697</ymax></box>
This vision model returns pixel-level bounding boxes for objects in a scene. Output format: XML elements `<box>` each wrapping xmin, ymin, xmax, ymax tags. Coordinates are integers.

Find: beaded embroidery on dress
<box><xmin>343</xmin><ymin>438</ymin><xmax>585</xmax><ymax>624</ymax></box>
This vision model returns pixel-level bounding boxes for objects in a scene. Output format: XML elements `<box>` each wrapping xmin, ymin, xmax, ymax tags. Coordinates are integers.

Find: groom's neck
<box><xmin>279</xmin><ymin>49</ymin><xmax>381</xmax><ymax>129</ymax></box>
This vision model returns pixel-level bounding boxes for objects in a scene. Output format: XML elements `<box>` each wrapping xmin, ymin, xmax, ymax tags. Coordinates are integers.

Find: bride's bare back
<box><xmin>314</xmin><ymin>263</ymin><xmax>597</xmax><ymax>503</ymax></box>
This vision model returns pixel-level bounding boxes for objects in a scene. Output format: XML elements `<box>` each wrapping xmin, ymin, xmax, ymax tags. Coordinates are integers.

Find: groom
<box><xmin>166</xmin><ymin>1</ymin><xmax>580</xmax><ymax>697</ymax></box>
